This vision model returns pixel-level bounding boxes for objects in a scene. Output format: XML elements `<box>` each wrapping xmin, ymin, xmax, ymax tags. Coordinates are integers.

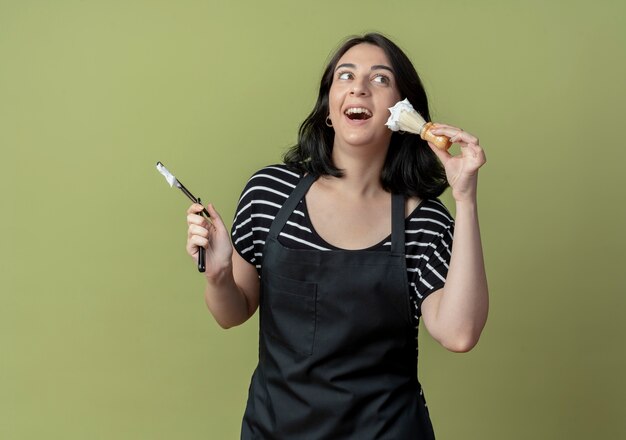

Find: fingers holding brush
<box><xmin>430</xmin><ymin>123</ymin><xmax>480</xmax><ymax>147</ymax></box>
<box><xmin>426</xmin><ymin>124</ymin><xmax>486</xmax><ymax>202</ymax></box>
<box><xmin>428</xmin><ymin>124</ymin><xmax>485</xmax><ymax>167</ymax></box>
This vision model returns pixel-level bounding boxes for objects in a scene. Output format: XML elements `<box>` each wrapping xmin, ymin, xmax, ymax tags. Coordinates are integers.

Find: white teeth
<box><xmin>344</xmin><ymin>107</ymin><xmax>372</xmax><ymax>116</ymax></box>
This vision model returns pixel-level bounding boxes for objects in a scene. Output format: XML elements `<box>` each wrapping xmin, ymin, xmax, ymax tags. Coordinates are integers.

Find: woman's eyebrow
<box><xmin>371</xmin><ymin>64</ymin><xmax>393</xmax><ymax>73</ymax></box>
<box><xmin>335</xmin><ymin>63</ymin><xmax>356</xmax><ymax>71</ymax></box>
<box><xmin>335</xmin><ymin>63</ymin><xmax>394</xmax><ymax>73</ymax></box>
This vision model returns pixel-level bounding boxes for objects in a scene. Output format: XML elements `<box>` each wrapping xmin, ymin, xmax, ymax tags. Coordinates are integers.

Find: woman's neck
<box><xmin>326</xmin><ymin>143</ymin><xmax>389</xmax><ymax>197</ymax></box>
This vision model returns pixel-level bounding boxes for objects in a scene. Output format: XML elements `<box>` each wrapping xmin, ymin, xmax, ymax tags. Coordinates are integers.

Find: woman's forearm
<box><xmin>423</xmin><ymin>125</ymin><xmax>488</xmax><ymax>352</ymax></box>
<box><xmin>428</xmin><ymin>198</ymin><xmax>489</xmax><ymax>352</ymax></box>
<box><xmin>186</xmin><ymin>202</ymin><xmax>259</xmax><ymax>329</ymax></box>
<box><xmin>204</xmin><ymin>264</ymin><xmax>252</xmax><ymax>329</ymax></box>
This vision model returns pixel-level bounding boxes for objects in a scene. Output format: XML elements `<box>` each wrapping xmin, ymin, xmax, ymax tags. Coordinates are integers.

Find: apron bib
<box><xmin>241</xmin><ymin>174</ymin><xmax>435</xmax><ymax>439</ymax></box>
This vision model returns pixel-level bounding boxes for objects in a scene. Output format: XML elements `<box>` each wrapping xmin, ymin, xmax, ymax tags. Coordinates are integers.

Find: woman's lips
<box><xmin>344</xmin><ymin>107</ymin><xmax>373</xmax><ymax>119</ymax></box>
<box><xmin>343</xmin><ymin>106</ymin><xmax>373</xmax><ymax>125</ymax></box>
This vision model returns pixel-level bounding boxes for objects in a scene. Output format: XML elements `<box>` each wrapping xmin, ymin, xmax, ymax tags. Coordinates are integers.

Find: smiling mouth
<box><xmin>344</xmin><ymin>107</ymin><xmax>373</xmax><ymax>120</ymax></box>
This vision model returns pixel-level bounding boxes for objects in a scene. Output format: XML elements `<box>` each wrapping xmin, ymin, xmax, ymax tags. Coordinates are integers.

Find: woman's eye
<box><xmin>338</xmin><ymin>72</ymin><xmax>353</xmax><ymax>80</ymax></box>
<box><xmin>372</xmin><ymin>74</ymin><xmax>390</xmax><ymax>85</ymax></box>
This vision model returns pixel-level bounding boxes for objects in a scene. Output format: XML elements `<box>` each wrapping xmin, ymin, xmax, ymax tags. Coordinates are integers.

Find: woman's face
<box><xmin>328</xmin><ymin>43</ymin><xmax>401</xmax><ymax>151</ymax></box>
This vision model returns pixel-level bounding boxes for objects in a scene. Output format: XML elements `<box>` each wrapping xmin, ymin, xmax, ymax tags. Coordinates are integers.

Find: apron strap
<box><xmin>390</xmin><ymin>193</ymin><xmax>405</xmax><ymax>255</ymax></box>
<box><xmin>268</xmin><ymin>173</ymin><xmax>317</xmax><ymax>240</ymax></box>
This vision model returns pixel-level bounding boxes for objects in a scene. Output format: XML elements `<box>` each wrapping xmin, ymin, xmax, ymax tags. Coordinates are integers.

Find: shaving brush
<box><xmin>386</xmin><ymin>99</ymin><xmax>452</xmax><ymax>150</ymax></box>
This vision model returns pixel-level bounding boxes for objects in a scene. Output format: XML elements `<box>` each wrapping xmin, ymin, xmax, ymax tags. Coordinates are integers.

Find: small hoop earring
<box><xmin>325</xmin><ymin>116</ymin><xmax>333</xmax><ymax>127</ymax></box>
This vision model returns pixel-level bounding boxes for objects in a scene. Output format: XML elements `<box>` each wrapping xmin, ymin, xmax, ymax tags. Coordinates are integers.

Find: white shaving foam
<box><xmin>386</xmin><ymin>98</ymin><xmax>419</xmax><ymax>131</ymax></box>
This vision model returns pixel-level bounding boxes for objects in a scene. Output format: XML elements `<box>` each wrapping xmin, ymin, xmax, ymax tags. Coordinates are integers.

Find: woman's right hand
<box><xmin>186</xmin><ymin>203</ymin><xmax>233</xmax><ymax>279</ymax></box>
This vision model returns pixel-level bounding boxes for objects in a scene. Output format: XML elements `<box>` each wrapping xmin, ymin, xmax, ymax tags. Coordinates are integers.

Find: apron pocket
<box><xmin>262</xmin><ymin>271</ymin><xmax>317</xmax><ymax>356</ymax></box>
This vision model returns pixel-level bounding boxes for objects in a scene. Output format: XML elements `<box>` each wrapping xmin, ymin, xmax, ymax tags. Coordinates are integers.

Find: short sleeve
<box><xmin>231</xmin><ymin>164</ymin><xmax>301</xmax><ymax>274</ymax></box>
<box><xmin>405</xmin><ymin>199</ymin><xmax>455</xmax><ymax>315</ymax></box>
<box><xmin>231</xmin><ymin>178</ymin><xmax>257</xmax><ymax>267</ymax></box>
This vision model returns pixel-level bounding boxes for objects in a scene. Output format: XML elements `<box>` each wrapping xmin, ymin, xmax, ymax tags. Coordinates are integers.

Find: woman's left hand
<box><xmin>427</xmin><ymin>124</ymin><xmax>486</xmax><ymax>202</ymax></box>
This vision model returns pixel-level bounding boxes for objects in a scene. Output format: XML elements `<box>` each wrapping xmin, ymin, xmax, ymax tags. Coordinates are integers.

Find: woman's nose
<box><xmin>350</xmin><ymin>80</ymin><xmax>369</xmax><ymax>96</ymax></box>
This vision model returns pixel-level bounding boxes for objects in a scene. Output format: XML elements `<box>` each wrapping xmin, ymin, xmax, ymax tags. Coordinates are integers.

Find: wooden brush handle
<box><xmin>421</xmin><ymin>122</ymin><xmax>452</xmax><ymax>150</ymax></box>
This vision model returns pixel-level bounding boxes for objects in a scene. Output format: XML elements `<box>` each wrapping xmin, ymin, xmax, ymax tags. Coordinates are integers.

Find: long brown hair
<box><xmin>283</xmin><ymin>33</ymin><xmax>448</xmax><ymax>199</ymax></box>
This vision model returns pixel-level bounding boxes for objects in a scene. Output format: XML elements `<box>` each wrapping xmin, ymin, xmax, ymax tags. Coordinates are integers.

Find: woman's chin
<box><xmin>335</xmin><ymin>130</ymin><xmax>391</xmax><ymax>150</ymax></box>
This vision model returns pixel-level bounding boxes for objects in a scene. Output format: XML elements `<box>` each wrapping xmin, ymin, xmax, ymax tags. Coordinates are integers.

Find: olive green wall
<box><xmin>1</xmin><ymin>0</ymin><xmax>624</xmax><ymax>438</ymax></box>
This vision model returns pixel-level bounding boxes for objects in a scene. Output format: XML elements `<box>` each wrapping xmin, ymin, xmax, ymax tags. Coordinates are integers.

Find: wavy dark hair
<box><xmin>283</xmin><ymin>33</ymin><xmax>448</xmax><ymax>199</ymax></box>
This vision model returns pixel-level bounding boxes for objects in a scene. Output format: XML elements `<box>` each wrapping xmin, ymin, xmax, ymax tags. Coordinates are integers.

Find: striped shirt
<box><xmin>232</xmin><ymin>164</ymin><xmax>454</xmax><ymax>339</ymax></box>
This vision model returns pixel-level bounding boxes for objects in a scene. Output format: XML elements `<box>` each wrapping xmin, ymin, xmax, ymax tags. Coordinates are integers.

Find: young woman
<box><xmin>186</xmin><ymin>33</ymin><xmax>488</xmax><ymax>439</ymax></box>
